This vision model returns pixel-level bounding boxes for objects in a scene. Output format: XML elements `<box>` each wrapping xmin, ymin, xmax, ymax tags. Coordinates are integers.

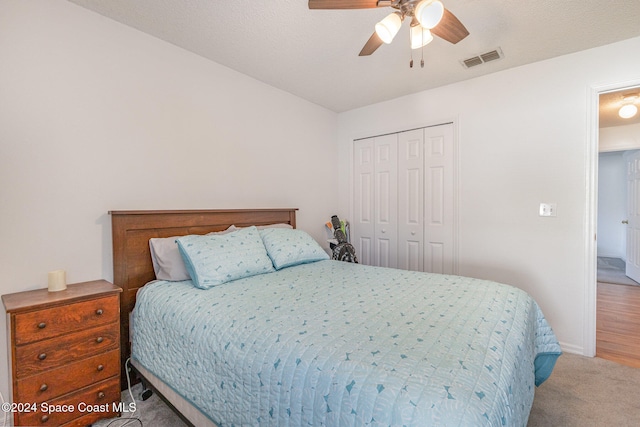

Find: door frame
<box><xmin>585</xmin><ymin>78</ymin><xmax>640</xmax><ymax>357</ymax></box>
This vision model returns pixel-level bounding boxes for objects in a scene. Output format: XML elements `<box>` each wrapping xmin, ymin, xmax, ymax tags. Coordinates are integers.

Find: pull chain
<box><xmin>409</xmin><ymin>25</ymin><xmax>425</xmax><ymax>69</ymax></box>
<box><xmin>409</xmin><ymin>26</ymin><xmax>414</xmax><ymax>68</ymax></box>
<box><xmin>420</xmin><ymin>28</ymin><xmax>425</xmax><ymax>68</ymax></box>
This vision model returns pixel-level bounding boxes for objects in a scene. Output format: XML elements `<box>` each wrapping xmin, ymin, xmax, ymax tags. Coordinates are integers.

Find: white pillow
<box><xmin>149</xmin><ymin>225</ymin><xmax>237</xmax><ymax>281</ymax></box>
<box><xmin>255</xmin><ymin>223</ymin><xmax>293</xmax><ymax>230</ymax></box>
<box><xmin>235</xmin><ymin>223</ymin><xmax>293</xmax><ymax>230</ymax></box>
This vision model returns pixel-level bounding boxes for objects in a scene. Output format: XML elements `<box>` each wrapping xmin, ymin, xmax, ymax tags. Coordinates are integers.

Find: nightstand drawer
<box><xmin>16</xmin><ymin>377</ymin><xmax>120</xmax><ymax>427</ymax></box>
<box><xmin>14</xmin><ymin>295</ymin><xmax>119</xmax><ymax>345</ymax></box>
<box><xmin>15</xmin><ymin>323</ymin><xmax>119</xmax><ymax>379</ymax></box>
<box><xmin>16</xmin><ymin>349</ymin><xmax>119</xmax><ymax>403</ymax></box>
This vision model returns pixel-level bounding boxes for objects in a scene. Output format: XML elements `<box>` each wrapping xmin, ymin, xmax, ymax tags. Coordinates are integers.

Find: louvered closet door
<box><xmin>374</xmin><ymin>134</ymin><xmax>398</xmax><ymax>268</ymax></box>
<box><xmin>398</xmin><ymin>129</ymin><xmax>424</xmax><ymax>271</ymax></box>
<box><xmin>424</xmin><ymin>124</ymin><xmax>455</xmax><ymax>274</ymax></box>
<box><xmin>353</xmin><ymin>138</ymin><xmax>375</xmax><ymax>265</ymax></box>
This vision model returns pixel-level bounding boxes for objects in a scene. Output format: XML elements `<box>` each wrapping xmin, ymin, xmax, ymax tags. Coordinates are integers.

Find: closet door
<box><xmin>374</xmin><ymin>134</ymin><xmax>398</xmax><ymax>268</ymax></box>
<box><xmin>352</xmin><ymin>123</ymin><xmax>455</xmax><ymax>272</ymax></box>
<box><xmin>353</xmin><ymin>138</ymin><xmax>375</xmax><ymax>265</ymax></box>
<box><xmin>424</xmin><ymin>124</ymin><xmax>455</xmax><ymax>274</ymax></box>
<box><xmin>398</xmin><ymin>129</ymin><xmax>424</xmax><ymax>271</ymax></box>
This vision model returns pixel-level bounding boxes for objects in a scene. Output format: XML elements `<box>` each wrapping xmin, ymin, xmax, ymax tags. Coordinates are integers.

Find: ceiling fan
<box><xmin>308</xmin><ymin>0</ymin><xmax>469</xmax><ymax>58</ymax></box>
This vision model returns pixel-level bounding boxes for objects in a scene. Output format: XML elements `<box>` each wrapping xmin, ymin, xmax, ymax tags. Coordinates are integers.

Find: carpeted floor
<box><xmin>529</xmin><ymin>353</ymin><xmax>640</xmax><ymax>426</ymax></box>
<box><xmin>95</xmin><ymin>353</ymin><xmax>640</xmax><ymax>426</ymax></box>
<box><xmin>597</xmin><ymin>256</ymin><xmax>640</xmax><ymax>286</ymax></box>
<box><xmin>92</xmin><ymin>383</ymin><xmax>187</xmax><ymax>427</ymax></box>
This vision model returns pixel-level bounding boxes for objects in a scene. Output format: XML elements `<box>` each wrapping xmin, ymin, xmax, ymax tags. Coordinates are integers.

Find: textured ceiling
<box><xmin>67</xmin><ymin>0</ymin><xmax>640</xmax><ymax>113</ymax></box>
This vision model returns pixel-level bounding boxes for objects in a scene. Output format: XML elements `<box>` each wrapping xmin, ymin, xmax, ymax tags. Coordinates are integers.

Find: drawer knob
<box><xmin>38</xmin><ymin>353</ymin><xmax>47</xmax><ymax>361</ymax></box>
<box><xmin>39</xmin><ymin>383</ymin><xmax>48</xmax><ymax>392</ymax></box>
<box><xmin>97</xmin><ymin>391</ymin><xmax>105</xmax><ymax>399</ymax></box>
<box><xmin>37</xmin><ymin>322</ymin><xmax>46</xmax><ymax>329</ymax></box>
<box><xmin>97</xmin><ymin>364</ymin><xmax>104</xmax><ymax>372</ymax></box>
<box><xmin>40</xmin><ymin>414</ymin><xmax>49</xmax><ymax>423</ymax></box>
<box><xmin>95</xmin><ymin>309</ymin><xmax>103</xmax><ymax>315</ymax></box>
<box><xmin>96</xmin><ymin>336</ymin><xmax>104</xmax><ymax>344</ymax></box>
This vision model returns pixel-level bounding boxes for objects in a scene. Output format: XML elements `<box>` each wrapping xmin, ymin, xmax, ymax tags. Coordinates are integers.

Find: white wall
<box><xmin>337</xmin><ymin>36</ymin><xmax>640</xmax><ymax>354</ymax></box>
<box><xmin>597</xmin><ymin>151</ymin><xmax>627</xmax><ymax>258</ymax></box>
<box><xmin>600</xmin><ymin>122</ymin><xmax>640</xmax><ymax>152</ymax></box>
<box><xmin>0</xmin><ymin>0</ymin><xmax>338</xmax><ymax>400</ymax></box>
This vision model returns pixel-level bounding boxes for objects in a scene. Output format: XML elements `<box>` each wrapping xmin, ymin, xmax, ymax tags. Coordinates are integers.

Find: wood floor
<box><xmin>596</xmin><ymin>281</ymin><xmax>640</xmax><ymax>367</ymax></box>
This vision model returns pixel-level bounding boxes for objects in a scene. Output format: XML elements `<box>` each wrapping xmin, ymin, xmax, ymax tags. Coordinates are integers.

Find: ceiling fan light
<box><xmin>619</xmin><ymin>104</ymin><xmax>638</xmax><ymax>119</ymax></box>
<box><xmin>415</xmin><ymin>0</ymin><xmax>444</xmax><ymax>30</ymax></box>
<box><xmin>375</xmin><ymin>12</ymin><xmax>402</xmax><ymax>44</ymax></box>
<box><xmin>411</xmin><ymin>26</ymin><xmax>433</xmax><ymax>49</ymax></box>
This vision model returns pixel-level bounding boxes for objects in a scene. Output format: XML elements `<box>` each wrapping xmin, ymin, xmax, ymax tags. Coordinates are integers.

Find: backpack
<box><xmin>329</xmin><ymin>215</ymin><xmax>358</xmax><ymax>263</ymax></box>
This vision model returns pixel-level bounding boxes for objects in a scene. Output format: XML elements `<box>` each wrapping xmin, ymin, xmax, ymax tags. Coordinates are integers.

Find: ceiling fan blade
<box><xmin>309</xmin><ymin>0</ymin><xmax>381</xmax><ymax>9</ymax></box>
<box><xmin>430</xmin><ymin>8</ymin><xmax>469</xmax><ymax>44</ymax></box>
<box><xmin>359</xmin><ymin>32</ymin><xmax>384</xmax><ymax>56</ymax></box>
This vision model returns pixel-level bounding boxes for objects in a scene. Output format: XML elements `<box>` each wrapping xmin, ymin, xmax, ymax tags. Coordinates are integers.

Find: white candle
<box><xmin>48</xmin><ymin>270</ymin><xmax>67</xmax><ymax>292</ymax></box>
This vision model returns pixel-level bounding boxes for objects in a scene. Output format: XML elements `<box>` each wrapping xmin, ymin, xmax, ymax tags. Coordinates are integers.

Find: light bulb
<box><xmin>411</xmin><ymin>26</ymin><xmax>433</xmax><ymax>49</ymax></box>
<box><xmin>415</xmin><ymin>0</ymin><xmax>444</xmax><ymax>30</ymax></box>
<box><xmin>375</xmin><ymin>12</ymin><xmax>402</xmax><ymax>44</ymax></box>
<box><xmin>619</xmin><ymin>104</ymin><xmax>638</xmax><ymax>119</ymax></box>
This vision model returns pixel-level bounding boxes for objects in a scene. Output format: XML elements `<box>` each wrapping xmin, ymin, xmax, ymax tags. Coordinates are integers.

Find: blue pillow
<box><xmin>176</xmin><ymin>226</ymin><xmax>274</xmax><ymax>289</ymax></box>
<box><xmin>260</xmin><ymin>228</ymin><xmax>329</xmax><ymax>270</ymax></box>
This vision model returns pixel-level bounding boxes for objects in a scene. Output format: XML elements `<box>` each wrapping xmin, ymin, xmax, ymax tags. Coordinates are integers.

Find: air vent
<box><xmin>461</xmin><ymin>48</ymin><xmax>504</xmax><ymax>69</ymax></box>
<box><xmin>463</xmin><ymin>56</ymin><xmax>483</xmax><ymax>68</ymax></box>
<box><xmin>480</xmin><ymin>50</ymin><xmax>501</xmax><ymax>63</ymax></box>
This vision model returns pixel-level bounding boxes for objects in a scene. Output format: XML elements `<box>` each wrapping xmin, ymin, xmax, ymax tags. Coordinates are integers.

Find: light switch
<box><xmin>539</xmin><ymin>203</ymin><xmax>557</xmax><ymax>217</ymax></box>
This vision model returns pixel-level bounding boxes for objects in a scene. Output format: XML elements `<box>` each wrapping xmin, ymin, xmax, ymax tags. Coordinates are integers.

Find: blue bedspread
<box><xmin>132</xmin><ymin>260</ymin><xmax>560</xmax><ymax>426</ymax></box>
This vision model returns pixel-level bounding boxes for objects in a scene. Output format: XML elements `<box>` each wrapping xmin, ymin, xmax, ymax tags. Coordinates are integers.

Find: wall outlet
<box><xmin>539</xmin><ymin>203</ymin><xmax>557</xmax><ymax>217</ymax></box>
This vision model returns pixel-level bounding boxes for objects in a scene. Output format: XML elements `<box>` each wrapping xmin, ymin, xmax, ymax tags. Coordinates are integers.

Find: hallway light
<box><xmin>619</xmin><ymin>94</ymin><xmax>639</xmax><ymax>119</ymax></box>
<box><xmin>619</xmin><ymin>104</ymin><xmax>638</xmax><ymax>119</ymax></box>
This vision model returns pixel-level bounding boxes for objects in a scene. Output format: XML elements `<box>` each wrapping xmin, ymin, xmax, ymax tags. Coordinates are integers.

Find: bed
<box><xmin>110</xmin><ymin>208</ymin><xmax>561</xmax><ymax>427</ymax></box>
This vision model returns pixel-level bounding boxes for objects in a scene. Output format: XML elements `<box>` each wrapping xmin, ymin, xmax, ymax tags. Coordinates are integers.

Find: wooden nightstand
<box><xmin>2</xmin><ymin>280</ymin><xmax>122</xmax><ymax>427</ymax></box>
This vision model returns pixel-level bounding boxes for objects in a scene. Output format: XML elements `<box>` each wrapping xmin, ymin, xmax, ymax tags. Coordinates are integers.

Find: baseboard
<box><xmin>597</xmin><ymin>254</ymin><xmax>626</xmax><ymax>261</ymax></box>
<box><xmin>559</xmin><ymin>341</ymin><xmax>584</xmax><ymax>355</ymax></box>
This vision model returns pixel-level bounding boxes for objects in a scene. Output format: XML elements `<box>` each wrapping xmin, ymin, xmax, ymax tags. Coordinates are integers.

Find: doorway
<box><xmin>593</xmin><ymin>85</ymin><xmax>640</xmax><ymax>366</ymax></box>
<box><xmin>597</xmin><ymin>150</ymin><xmax>640</xmax><ymax>286</ymax></box>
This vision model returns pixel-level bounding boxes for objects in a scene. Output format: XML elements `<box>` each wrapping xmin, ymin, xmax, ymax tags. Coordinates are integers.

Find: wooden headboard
<box><xmin>109</xmin><ymin>208</ymin><xmax>298</xmax><ymax>387</ymax></box>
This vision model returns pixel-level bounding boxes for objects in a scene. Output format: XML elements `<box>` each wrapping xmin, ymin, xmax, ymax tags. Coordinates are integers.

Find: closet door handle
<box><xmin>623</xmin><ymin>220</ymin><xmax>629</xmax><ymax>224</ymax></box>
